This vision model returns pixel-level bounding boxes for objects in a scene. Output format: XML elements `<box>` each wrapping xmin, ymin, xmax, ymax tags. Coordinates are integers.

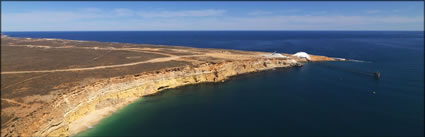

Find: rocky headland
<box><xmin>1</xmin><ymin>35</ymin><xmax>341</xmax><ymax>136</ymax></box>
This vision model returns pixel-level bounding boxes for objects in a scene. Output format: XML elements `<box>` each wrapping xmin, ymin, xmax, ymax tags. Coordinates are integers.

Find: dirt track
<box><xmin>1</xmin><ymin>44</ymin><xmax>263</xmax><ymax>75</ymax></box>
<box><xmin>1</xmin><ymin>55</ymin><xmax>195</xmax><ymax>74</ymax></box>
<box><xmin>1</xmin><ymin>52</ymin><xmax>262</xmax><ymax>75</ymax></box>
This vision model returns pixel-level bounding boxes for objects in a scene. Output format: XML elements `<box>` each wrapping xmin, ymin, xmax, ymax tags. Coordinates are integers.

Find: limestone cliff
<box><xmin>2</xmin><ymin>58</ymin><xmax>303</xmax><ymax>137</ymax></box>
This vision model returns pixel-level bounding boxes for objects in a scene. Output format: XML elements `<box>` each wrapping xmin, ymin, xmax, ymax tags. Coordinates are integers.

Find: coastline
<box><xmin>1</xmin><ymin>35</ymin><xmax>341</xmax><ymax>137</ymax></box>
<box><xmin>59</xmin><ymin>59</ymin><xmax>302</xmax><ymax>136</ymax></box>
<box><xmin>70</xmin><ymin>96</ymin><xmax>139</xmax><ymax>136</ymax></box>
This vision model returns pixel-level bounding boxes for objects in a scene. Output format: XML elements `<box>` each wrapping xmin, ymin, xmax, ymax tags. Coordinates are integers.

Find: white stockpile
<box><xmin>261</xmin><ymin>52</ymin><xmax>288</xmax><ymax>58</ymax></box>
<box><xmin>292</xmin><ymin>52</ymin><xmax>311</xmax><ymax>60</ymax></box>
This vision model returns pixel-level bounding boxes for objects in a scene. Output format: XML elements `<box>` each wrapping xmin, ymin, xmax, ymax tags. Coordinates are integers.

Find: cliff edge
<box><xmin>1</xmin><ymin>36</ymin><xmax>340</xmax><ymax>136</ymax></box>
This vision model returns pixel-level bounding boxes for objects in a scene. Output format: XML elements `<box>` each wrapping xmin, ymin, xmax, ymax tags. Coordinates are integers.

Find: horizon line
<box><xmin>2</xmin><ymin>30</ymin><xmax>424</xmax><ymax>32</ymax></box>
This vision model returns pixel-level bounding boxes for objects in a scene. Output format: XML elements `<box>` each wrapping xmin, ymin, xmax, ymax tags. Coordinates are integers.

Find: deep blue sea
<box><xmin>3</xmin><ymin>31</ymin><xmax>424</xmax><ymax>136</ymax></box>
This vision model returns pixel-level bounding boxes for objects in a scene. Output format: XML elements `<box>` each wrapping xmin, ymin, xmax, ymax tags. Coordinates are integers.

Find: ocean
<box><xmin>3</xmin><ymin>31</ymin><xmax>424</xmax><ymax>136</ymax></box>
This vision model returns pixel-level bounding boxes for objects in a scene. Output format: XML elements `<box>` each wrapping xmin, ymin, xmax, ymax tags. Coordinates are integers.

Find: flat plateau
<box><xmin>1</xmin><ymin>35</ymin><xmax>338</xmax><ymax>137</ymax></box>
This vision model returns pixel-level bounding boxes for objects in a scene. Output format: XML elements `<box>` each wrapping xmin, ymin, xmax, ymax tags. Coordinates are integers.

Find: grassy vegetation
<box><xmin>1</xmin><ymin>46</ymin><xmax>167</xmax><ymax>71</ymax></box>
<box><xmin>0</xmin><ymin>36</ymin><xmax>257</xmax><ymax>110</ymax></box>
<box><xmin>1</xmin><ymin>61</ymin><xmax>191</xmax><ymax>99</ymax></box>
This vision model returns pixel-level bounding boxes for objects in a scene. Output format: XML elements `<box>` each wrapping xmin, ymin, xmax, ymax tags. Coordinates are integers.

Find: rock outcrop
<box><xmin>2</xmin><ymin>58</ymin><xmax>302</xmax><ymax>137</ymax></box>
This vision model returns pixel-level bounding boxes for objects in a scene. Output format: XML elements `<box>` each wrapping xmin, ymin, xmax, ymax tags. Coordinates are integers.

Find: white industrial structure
<box><xmin>261</xmin><ymin>52</ymin><xmax>288</xmax><ymax>58</ymax></box>
<box><xmin>293</xmin><ymin>52</ymin><xmax>311</xmax><ymax>61</ymax></box>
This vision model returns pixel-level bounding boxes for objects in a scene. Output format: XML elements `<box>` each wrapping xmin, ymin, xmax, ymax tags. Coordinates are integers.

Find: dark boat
<box><xmin>374</xmin><ymin>72</ymin><xmax>381</xmax><ymax>79</ymax></box>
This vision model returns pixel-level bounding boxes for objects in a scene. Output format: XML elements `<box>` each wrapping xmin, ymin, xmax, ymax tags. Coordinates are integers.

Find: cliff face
<box><xmin>2</xmin><ymin>58</ymin><xmax>301</xmax><ymax>137</ymax></box>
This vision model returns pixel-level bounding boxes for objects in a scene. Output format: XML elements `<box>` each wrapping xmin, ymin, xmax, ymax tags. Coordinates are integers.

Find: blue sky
<box><xmin>1</xmin><ymin>2</ymin><xmax>424</xmax><ymax>31</ymax></box>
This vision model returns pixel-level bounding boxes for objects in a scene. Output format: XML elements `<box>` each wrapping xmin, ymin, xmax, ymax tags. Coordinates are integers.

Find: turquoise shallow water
<box><xmin>76</xmin><ymin>62</ymin><xmax>423</xmax><ymax>136</ymax></box>
<box><xmin>4</xmin><ymin>31</ymin><xmax>424</xmax><ymax>136</ymax></box>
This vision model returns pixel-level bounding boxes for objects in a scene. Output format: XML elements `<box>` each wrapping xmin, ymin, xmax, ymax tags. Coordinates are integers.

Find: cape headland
<box><xmin>1</xmin><ymin>35</ymin><xmax>343</xmax><ymax>136</ymax></box>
